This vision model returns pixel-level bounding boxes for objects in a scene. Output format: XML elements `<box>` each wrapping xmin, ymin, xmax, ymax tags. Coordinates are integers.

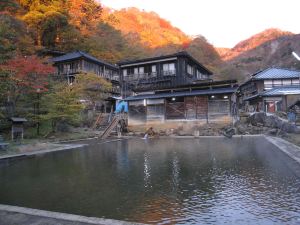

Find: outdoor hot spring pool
<box><xmin>0</xmin><ymin>137</ymin><xmax>300</xmax><ymax>224</ymax></box>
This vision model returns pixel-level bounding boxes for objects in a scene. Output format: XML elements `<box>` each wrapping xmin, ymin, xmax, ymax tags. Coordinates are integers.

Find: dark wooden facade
<box><xmin>118</xmin><ymin>51</ymin><xmax>213</xmax><ymax>95</ymax></box>
<box><xmin>126</xmin><ymin>81</ymin><xmax>237</xmax><ymax>126</ymax></box>
<box><xmin>52</xmin><ymin>51</ymin><xmax>121</xmax><ymax>95</ymax></box>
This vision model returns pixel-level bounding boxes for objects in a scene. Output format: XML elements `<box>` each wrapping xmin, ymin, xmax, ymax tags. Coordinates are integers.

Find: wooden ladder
<box><xmin>92</xmin><ymin>113</ymin><xmax>103</xmax><ymax>130</ymax></box>
<box><xmin>99</xmin><ymin>116</ymin><xmax>120</xmax><ymax>139</ymax></box>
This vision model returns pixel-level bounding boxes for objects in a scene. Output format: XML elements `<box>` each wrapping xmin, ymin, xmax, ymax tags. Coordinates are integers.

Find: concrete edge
<box><xmin>0</xmin><ymin>144</ymin><xmax>87</xmax><ymax>161</ymax></box>
<box><xmin>264</xmin><ymin>135</ymin><xmax>300</xmax><ymax>165</ymax></box>
<box><xmin>121</xmin><ymin>134</ymin><xmax>263</xmax><ymax>139</ymax></box>
<box><xmin>0</xmin><ymin>204</ymin><xmax>142</xmax><ymax>225</ymax></box>
<box><xmin>56</xmin><ymin>137</ymin><xmax>99</xmax><ymax>144</ymax></box>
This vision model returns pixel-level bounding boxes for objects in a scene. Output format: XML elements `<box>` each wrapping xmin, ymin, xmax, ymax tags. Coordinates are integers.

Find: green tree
<box><xmin>42</xmin><ymin>82</ymin><xmax>84</xmax><ymax>132</ymax></box>
<box><xmin>0</xmin><ymin>0</ymin><xmax>19</xmax><ymax>13</ymax></box>
<box><xmin>42</xmin><ymin>73</ymin><xmax>111</xmax><ymax>132</ymax></box>
<box><xmin>0</xmin><ymin>14</ymin><xmax>34</xmax><ymax>63</ymax></box>
<box><xmin>73</xmin><ymin>72</ymin><xmax>112</xmax><ymax>110</ymax></box>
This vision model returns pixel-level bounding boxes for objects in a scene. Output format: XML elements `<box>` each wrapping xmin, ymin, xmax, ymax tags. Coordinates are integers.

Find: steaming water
<box><xmin>0</xmin><ymin>137</ymin><xmax>300</xmax><ymax>224</ymax></box>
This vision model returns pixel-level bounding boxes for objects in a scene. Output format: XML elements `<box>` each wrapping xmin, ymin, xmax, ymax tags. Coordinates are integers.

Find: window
<box><xmin>122</xmin><ymin>69</ymin><xmax>127</xmax><ymax>76</ymax></box>
<box><xmin>162</xmin><ymin>63</ymin><xmax>175</xmax><ymax>76</ymax></box>
<box><xmin>282</xmin><ymin>79</ymin><xmax>291</xmax><ymax>86</ymax></box>
<box><xmin>139</xmin><ymin>67</ymin><xmax>144</xmax><ymax>74</ymax></box>
<box><xmin>134</xmin><ymin>67</ymin><xmax>139</xmax><ymax>75</ymax></box>
<box><xmin>273</xmin><ymin>80</ymin><xmax>282</xmax><ymax>86</ymax></box>
<box><xmin>264</xmin><ymin>80</ymin><xmax>273</xmax><ymax>89</ymax></box>
<box><xmin>151</xmin><ymin>65</ymin><xmax>156</xmax><ymax>73</ymax></box>
<box><xmin>292</xmin><ymin>79</ymin><xmax>300</xmax><ymax>85</ymax></box>
<box><xmin>196</xmin><ymin>70</ymin><xmax>201</xmax><ymax>79</ymax></box>
<box><xmin>196</xmin><ymin>70</ymin><xmax>208</xmax><ymax>79</ymax></box>
<box><xmin>187</xmin><ymin>64</ymin><xmax>193</xmax><ymax>75</ymax></box>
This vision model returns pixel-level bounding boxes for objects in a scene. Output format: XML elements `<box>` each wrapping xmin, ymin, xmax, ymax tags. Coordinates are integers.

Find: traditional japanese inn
<box><xmin>119</xmin><ymin>52</ymin><xmax>238</xmax><ymax>125</ymax></box>
<box><xmin>238</xmin><ymin>67</ymin><xmax>300</xmax><ymax>113</ymax></box>
<box><xmin>51</xmin><ymin>51</ymin><xmax>300</xmax><ymax>127</ymax></box>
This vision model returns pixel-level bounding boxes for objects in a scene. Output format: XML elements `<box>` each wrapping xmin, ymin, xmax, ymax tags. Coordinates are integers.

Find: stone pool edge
<box><xmin>0</xmin><ymin>204</ymin><xmax>143</xmax><ymax>225</ymax></box>
<box><xmin>264</xmin><ymin>135</ymin><xmax>300</xmax><ymax>165</ymax></box>
<box><xmin>0</xmin><ymin>143</ymin><xmax>88</xmax><ymax>161</ymax></box>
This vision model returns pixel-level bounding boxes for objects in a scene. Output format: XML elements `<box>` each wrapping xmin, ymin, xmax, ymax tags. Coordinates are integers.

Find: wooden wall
<box><xmin>128</xmin><ymin>95</ymin><xmax>232</xmax><ymax>125</ymax></box>
<box><xmin>185</xmin><ymin>96</ymin><xmax>208</xmax><ymax>120</ymax></box>
<box><xmin>166</xmin><ymin>98</ymin><xmax>185</xmax><ymax>119</ymax></box>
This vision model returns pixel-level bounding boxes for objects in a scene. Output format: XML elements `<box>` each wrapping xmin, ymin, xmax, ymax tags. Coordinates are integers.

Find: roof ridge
<box><xmin>252</xmin><ymin>67</ymin><xmax>272</xmax><ymax>77</ymax></box>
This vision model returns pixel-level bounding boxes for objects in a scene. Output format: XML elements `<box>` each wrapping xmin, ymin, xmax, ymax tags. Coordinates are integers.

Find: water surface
<box><xmin>0</xmin><ymin>137</ymin><xmax>300</xmax><ymax>224</ymax></box>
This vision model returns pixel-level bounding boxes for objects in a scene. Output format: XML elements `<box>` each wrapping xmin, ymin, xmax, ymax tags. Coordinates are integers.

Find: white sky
<box><xmin>100</xmin><ymin>0</ymin><xmax>300</xmax><ymax>48</ymax></box>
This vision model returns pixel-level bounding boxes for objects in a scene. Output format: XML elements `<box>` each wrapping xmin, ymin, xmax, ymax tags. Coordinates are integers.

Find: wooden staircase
<box><xmin>99</xmin><ymin>114</ymin><xmax>127</xmax><ymax>139</ymax></box>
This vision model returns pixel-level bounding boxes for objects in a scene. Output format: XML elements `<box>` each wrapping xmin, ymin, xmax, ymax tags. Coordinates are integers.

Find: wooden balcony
<box><xmin>124</xmin><ymin>72</ymin><xmax>158</xmax><ymax>82</ymax></box>
<box><xmin>161</xmin><ymin>70</ymin><xmax>176</xmax><ymax>76</ymax></box>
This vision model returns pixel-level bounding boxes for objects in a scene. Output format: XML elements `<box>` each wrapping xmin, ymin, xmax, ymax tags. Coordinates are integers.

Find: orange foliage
<box><xmin>68</xmin><ymin>0</ymin><xmax>102</xmax><ymax>35</ymax></box>
<box><xmin>220</xmin><ymin>28</ymin><xmax>293</xmax><ymax>61</ymax></box>
<box><xmin>103</xmin><ymin>7</ymin><xmax>190</xmax><ymax>48</ymax></box>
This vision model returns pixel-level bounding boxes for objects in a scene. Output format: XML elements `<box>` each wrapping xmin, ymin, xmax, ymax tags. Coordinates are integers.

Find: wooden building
<box><xmin>52</xmin><ymin>51</ymin><xmax>121</xmax><ymax>96</ymax></box>
<box><xmin>238</xmin><ymin>68</ymin><xmax>300</xmax><ymax>113</ymax></box>
<box><xmin>125</xmin><ymin>82</ymin><xmax>237</xmax><ymax>126</ymax></box>
<box><xmin>118</xmin><ymin>51</ymin><xmax>213</xmax><ymax>97</ymax></box>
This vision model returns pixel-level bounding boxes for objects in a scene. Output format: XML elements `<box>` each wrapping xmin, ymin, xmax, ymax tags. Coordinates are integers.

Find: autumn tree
<box><xmin>68</xmin><ymin>0</ymin><xmax>102</xmax><ymax>35</ymax></box>
<box><xmin>20</xmin><ymin>0</ymin><xmax>69</xmax><ymax>46</ymax></box>
<box><xmin>0</xmin><ymin>55</ymin><xmax>55</xmax><ymax>117</ymax></box>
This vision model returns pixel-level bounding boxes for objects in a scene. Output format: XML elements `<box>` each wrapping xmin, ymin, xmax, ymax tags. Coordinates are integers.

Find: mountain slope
<box><xmin>103</xmin><ymin>7</ymin><xmax>190</xmax><ymax>48</ymax></box>
<box><xmin>218</xmin><ymin>33</ymin><xmax>300</xmax><ymax>82</ymax></box>
<box><xmin>219</xmin><ymin>28</ymin><xmax>293</xmax><ymax>61</ymax></box>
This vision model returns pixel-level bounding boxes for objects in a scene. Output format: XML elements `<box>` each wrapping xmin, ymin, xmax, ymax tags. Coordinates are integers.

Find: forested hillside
<box><xmin>1</xmin><ymin>0</ymin><xmax>300</xmax><ymax>82</ymax></box>
<box><xmin>1</xmin><ymin>0</ymin><xmax>221</xmax><ymax>66</ymax></box>
<box><xmin>218</xmin><ymin>29</ymin><xmax>300</xmax><ymax>80</ymax></box>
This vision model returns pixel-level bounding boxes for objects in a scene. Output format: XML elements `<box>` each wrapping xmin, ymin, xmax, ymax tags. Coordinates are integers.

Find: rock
<box><xmin>280</xmin><ymin>123</ymin><xmax>300</xmax><ymax>133</ymax></box>
<box><xmin>165</xmin><ymin>129</ymin><xmax>174</xmax><ymax>136</ymax></box>
<box><xmin>223</xmin><ymin>127</ymin><xmax>235</xmax><ymax>138</ymax></box>
<box><xmin>267</xmin><ymin>129</ymin><xmax>278</xmax><ymax>135</ymax></box>
<box><xmin>277</xmin><ymin>130</ymin><xmax>288</xmax><ymax>137</ymax></box>
<box><xmin>248</xmin><ymin>112</ymin><xmax>266</xmax><ymax>126</ymax></box>
<box><xmin>236</xmin><ymin>123</ymin><xmax>247</xmax><ymax>134</ymax></box>
<box><xmin>247</xmin><ymin>112</ymin><xmax>300</xmax><ymax>134</ymax></box>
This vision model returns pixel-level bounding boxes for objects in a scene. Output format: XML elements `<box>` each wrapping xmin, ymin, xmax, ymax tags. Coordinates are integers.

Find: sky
<box><xmin>100</xmin><ymin>0</ymin><xmax>300</xmax><ymax>48</ymax></box>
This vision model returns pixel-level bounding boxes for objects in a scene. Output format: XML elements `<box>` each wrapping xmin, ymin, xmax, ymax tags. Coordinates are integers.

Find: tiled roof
<box><xmin>252</xmin><ymin>68</ymin><xmax>300</xmax><ymax>80</ymax></box>
<box><xmin>124</xmin><ymin>87</ymin><xmax>237</xmax><ymax>101</ymax></box>
<box><xmin>10</xmin><ymin>117</ymin><xmax>27</xmax><ymax>122</ymax></box>
<box><xmin>52</xmin><ymin>51</ymin><xmax>118</xmax><ymax>69</ymax></box>
<box><xmin>262</xmin><ymin>86</ymin><xmax>300</xmax><ymax>96</ymax></box>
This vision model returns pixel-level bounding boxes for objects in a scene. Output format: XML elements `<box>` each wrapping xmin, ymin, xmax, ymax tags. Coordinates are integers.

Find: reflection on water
<box><xmin>0</xmin><ymin>137</ymin><xmax>300</xmax><ymax>224</ymax></box>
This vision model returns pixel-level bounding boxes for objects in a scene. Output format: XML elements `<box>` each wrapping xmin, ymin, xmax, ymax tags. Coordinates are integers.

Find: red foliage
<box><xmin>159</xmin><ymin>19</ymin><xmax>171</xmax><ymax>29</ymax></box>
<box><xmin>182</xmin><ymin>41</ymin><xmax>190</xmax><ymax>49</ymax></box>
<box><xmin>1</xmin><ymin>55</ymin><xmax>55</xmax><ymax>93</ymax></box>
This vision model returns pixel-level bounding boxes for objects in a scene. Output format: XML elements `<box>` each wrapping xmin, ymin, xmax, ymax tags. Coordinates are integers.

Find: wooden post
<box><xmin>206</xmin><ymin>96</ymin><xmax>209</xmax><ymax>124</ymax></box>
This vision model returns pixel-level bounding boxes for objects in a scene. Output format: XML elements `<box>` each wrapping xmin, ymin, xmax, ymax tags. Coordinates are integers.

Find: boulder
<box><xmin>247</xmin><ymin>112</ymin><xmax>266</xmax><ymax>126</ymax></box>
<box><xmin>248</xmin><ymin>112</ymin><xmax>300</xmax><ymax>134</ymax></box>
<box><xmin>267</xmin><ymin>129</ymin><xmax>278</xmax><ymax>135</ymax></box>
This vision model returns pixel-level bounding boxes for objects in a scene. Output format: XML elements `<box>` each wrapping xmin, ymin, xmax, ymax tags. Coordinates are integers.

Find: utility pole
<box><xmin>36</xmin><ymin>88</ymin><xmax>40</xmax><ymax>136</ymax></box>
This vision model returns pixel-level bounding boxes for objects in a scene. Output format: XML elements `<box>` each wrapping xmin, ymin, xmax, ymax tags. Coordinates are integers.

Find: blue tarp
<box><xmin>115</xmin><ymin>101</ymin><xmax>128</xmax><ymax>113</ymax></box>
